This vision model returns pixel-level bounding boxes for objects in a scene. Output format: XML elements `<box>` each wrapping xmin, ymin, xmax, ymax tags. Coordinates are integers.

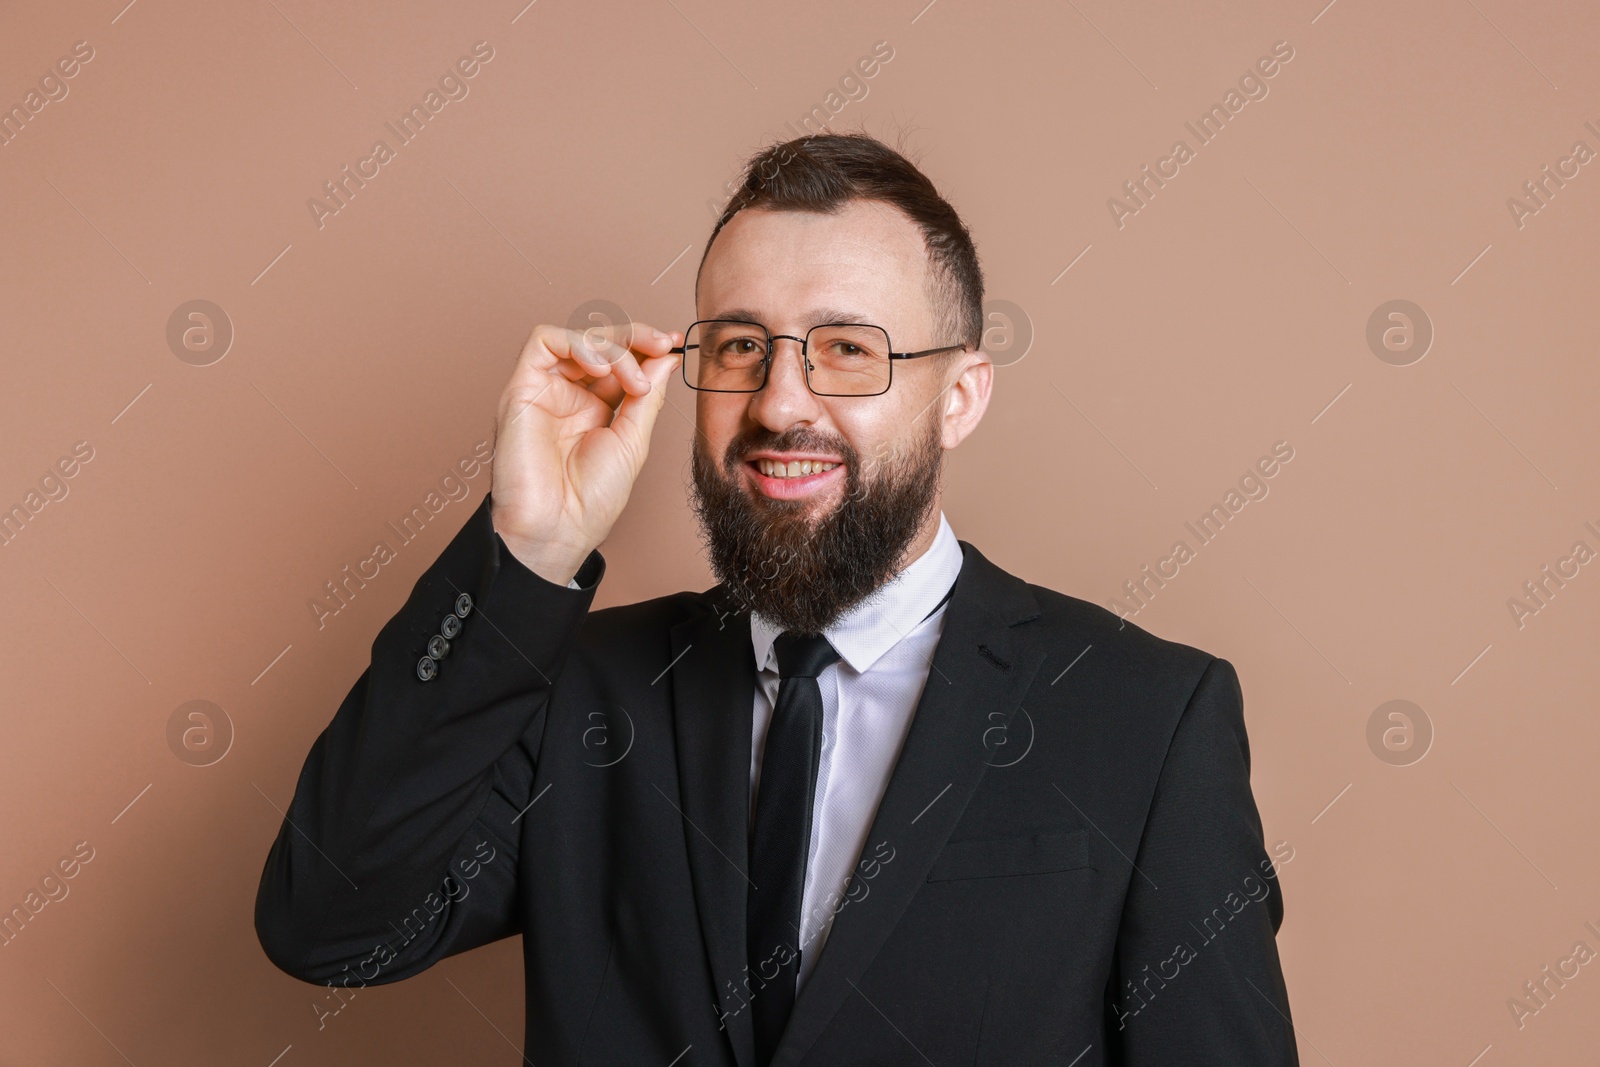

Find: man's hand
<box><xmin>489</xmin><ymin>321</ymin><xmax>683</xmax><ymax>585</ymax></box>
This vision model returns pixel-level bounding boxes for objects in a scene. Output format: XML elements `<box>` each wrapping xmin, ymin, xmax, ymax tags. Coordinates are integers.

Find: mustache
<box><xmin>723</xmin><ymin>427</ymin><xmax>857</xmax><ymax>469</ymax></box>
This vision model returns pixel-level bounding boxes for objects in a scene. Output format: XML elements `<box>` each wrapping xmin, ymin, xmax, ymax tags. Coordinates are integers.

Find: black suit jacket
<box><xmin>256</xmin><ymin>495</ymin><xmax>1299</xmax><ymax>1065</ymax></box>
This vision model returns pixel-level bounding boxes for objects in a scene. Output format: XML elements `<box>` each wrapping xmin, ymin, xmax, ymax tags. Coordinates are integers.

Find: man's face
<box><xmin>687</xmin><ymin>199</ymin><xmax>990</xmax><ymax>634</ymax></box>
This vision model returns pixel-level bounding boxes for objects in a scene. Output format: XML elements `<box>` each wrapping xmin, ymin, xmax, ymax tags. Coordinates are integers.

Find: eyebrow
<box><xmin>708</xmin><ymin>307</ymin><xmax>878</xmax><ymax>329</ymax></box>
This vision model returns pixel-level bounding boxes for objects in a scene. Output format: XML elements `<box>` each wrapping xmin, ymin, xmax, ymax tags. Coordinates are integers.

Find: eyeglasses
<box><xmin>670</xmin><ymin>319</ymin><xmax>967</xmax><ymax>397</ymax></box>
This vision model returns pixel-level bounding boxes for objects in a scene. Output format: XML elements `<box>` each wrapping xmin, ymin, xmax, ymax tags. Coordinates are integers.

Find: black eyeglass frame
<box><xmin>669</xmin><ymin>319</ymin><xmax>968</xmax><ymax>397</ymax></box>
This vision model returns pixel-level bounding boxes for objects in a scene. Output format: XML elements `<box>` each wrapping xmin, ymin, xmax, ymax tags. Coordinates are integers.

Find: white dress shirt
<box><xmin>747</xmin><ymin>510</ymin><xmax>963</xmax><ymax>993</ymax></box>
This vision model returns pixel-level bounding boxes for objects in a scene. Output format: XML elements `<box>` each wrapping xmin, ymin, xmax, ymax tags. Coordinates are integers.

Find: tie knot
<box><xmin>773</xmin><ymin>631</ymin><xmax>841</xmax><ymax>679</ymax></box>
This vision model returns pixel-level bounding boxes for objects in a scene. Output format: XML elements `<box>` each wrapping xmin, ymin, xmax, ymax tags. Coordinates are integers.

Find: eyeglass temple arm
<box><xmin>889</xmin><ymin>344</ymin><xmax>969</xmax><ymax>361</ymax></box>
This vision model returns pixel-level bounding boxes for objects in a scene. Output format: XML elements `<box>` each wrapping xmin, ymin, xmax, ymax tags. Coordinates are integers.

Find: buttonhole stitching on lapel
<box><xmin>977</xmin><ymin>644</ymin><xmax>1010</xmax><ymax>671</ymax></box>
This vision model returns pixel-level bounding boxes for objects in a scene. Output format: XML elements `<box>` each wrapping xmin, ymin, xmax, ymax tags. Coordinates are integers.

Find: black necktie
<box><xmin>748</xmin><ymin>631</ymin><xmax>841</xmax><ymax>1066</ymax></box>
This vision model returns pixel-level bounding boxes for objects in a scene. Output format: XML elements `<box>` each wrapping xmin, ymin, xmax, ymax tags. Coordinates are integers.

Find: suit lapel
<box><xmin>775</xmin><ymin>540</ymin><xmax>1045</xmax><ymax>1067</ymax></box>
<box><xmin>670</xmin><ymin>591</ymin><xmax>759</xmax><ymax>1067</ymax></box>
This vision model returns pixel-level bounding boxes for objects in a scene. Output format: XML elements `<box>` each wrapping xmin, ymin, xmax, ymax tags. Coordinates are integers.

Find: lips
<box><xmin>744</xmin><ymin>458</ymin><xmax>844</xmax><ymax>500</ymax></box>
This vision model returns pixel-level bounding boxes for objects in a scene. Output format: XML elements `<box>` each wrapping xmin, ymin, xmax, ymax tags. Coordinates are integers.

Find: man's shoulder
<box><xmin>958</xmin><ymin>541</ymin><xmax>1223</xmax><ymax>717</ymax></box>
<box><xmin>1023</xmin><ymin>580</ymin><xmax>1215</xmax><ymax>675</ymax></box>
<box><xmin>990</xmin><ymin>556</ymin><xmax>1242</xmax><ymax>771</ymax></box>
<box><xmin>961</xmin><ymin>539</ymin><xmax>1218</xmax><ymax>681</ymax></box>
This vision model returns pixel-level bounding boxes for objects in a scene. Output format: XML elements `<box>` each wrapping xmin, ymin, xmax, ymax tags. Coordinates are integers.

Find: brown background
<box><xmin>2</xmin><ymin>0</ymin><xmax>1597</xmax><ymax>1063</ymax></box>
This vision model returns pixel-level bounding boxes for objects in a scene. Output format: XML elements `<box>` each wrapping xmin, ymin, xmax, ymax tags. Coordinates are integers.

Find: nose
<box><xmin>746</xmin><ymin>334</ymin><xmax>822</xmax><ymax>430</ymax></box>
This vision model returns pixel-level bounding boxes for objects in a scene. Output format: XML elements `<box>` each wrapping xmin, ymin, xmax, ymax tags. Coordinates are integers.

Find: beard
<box><xmin>688</xmin><ymin>414</ymin><xmax>944</xmax><ymax>636</ymax></box>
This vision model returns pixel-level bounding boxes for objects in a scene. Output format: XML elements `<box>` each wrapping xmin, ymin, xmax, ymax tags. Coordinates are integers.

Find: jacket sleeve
<box><xmin>253</xmin><ymin>493</ymin><xmax>604</xmax><ymax>989</ymax></box>
<box><xmin>1106</xmin><ymin>657</ymin><xmax>1300</xmax><ymax>1065</ymax></box>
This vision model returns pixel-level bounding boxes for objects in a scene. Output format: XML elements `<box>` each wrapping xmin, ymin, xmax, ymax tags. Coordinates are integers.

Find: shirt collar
<box><xmin>750</xmin><ymin>511</ymin><xmax>963</xmax><ymax>677</ymax></box>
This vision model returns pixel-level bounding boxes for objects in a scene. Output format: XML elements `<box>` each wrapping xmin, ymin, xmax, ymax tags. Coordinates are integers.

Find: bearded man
<box><xmin>256</xmin><ymin>132</ymin><xmax>1299</xmax><ymax>1066</ymax></box>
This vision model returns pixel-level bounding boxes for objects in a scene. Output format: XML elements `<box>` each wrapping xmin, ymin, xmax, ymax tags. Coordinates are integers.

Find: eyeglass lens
<box><xmin>682</xmin><ymin>320</ymin><xmax>892</xmax><ymax>395</ymax></box>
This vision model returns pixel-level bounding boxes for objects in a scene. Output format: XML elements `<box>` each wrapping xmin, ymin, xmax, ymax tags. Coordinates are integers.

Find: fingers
<box><xmin>574</xmin><ymin>367</ymin><xmax>627</xmax><ymax>409</ymax></box>
<box><xmin>608</xmin><ymin>349</ymin><xmax>682</xmax><ymax>468</ymax></box>
<box><xmin>517</xmin><ymin>321</ymin><xmax>679</xmax><ymax>399</ymax></box>
<box><xmin>593</xmin><ymin>323</ymin><xmax>678</xmax><ymax>395</ymax></box>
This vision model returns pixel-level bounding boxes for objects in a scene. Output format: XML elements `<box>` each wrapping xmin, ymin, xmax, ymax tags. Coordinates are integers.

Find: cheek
<box><xmin>864</xmin><ymin>390</ymin><xmax>941</xmax><ymax>457</ymax></box>
<box><xmin>834</xmin><ymin>422</ymin><xmax>893</xmax><ymax>477</ymax></box>
<box><xmin>695</xmin><ymin>396</ymin><xmax>746</xmax><ymax>461</ymax></box>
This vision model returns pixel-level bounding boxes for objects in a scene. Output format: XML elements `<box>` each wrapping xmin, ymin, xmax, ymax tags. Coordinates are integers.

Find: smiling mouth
<box><xmin>753</xmin><ymin>458</ymin><xmax>840</xmax><ymax>478</ymax></box>
<box><xmin>744</xmin><ymin>458</ymin><xmax>845</xmax><ymax>499</ymax></box>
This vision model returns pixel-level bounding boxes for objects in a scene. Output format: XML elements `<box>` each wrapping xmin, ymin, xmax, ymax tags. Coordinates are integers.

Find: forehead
<box><xmin>697</xmin><ymin>200</ymin><xmax>932</xmax><ymax>327</ymax></box>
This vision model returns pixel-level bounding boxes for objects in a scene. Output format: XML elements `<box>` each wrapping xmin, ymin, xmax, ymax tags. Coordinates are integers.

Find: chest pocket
<box><xmin>926</xmin><ymin>828</ymin><xmax>1095</xmax><ymax>881</ymax></box>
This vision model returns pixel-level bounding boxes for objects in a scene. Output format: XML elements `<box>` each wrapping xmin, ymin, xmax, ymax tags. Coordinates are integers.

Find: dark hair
<box><xmin>696</xmin><ymin>132</ymin><xmax>985</xmax><ymax>353</ymax></box>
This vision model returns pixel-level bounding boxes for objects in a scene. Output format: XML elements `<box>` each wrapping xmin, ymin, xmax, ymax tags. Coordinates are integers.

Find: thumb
<box><xmin>646</xmin><ymin>351</ymin><xmax>680</xmax><ymax>391</ymax></box>
<box><xmin>609</xmin><ymin>354</ymin><xmax>679</xmax><ymax>460</ymax></box>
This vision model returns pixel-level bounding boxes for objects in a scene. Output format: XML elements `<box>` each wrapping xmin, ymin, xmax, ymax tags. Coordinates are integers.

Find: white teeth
<box><xmin>757</xmin><ymin>459</ymin><xmax>838</xmax><ymax>478</ymax></box>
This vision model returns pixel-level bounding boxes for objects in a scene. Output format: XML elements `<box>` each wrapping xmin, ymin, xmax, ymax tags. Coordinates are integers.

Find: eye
<box><xmin>824</xmin><ymin>340</ymin><xmax>873</xmax><ymax>359</ymax></box>
<box><xmin>718</xmin><ymin>337</ymin><xmax>764</xmax><ymax>357</ymax></box>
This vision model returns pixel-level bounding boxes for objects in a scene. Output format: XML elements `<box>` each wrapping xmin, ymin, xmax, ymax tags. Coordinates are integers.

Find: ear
<box><xmin>939</xmin><ymin>349</ymin><xmax>993</xmax><ymax>449</ymax></box>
